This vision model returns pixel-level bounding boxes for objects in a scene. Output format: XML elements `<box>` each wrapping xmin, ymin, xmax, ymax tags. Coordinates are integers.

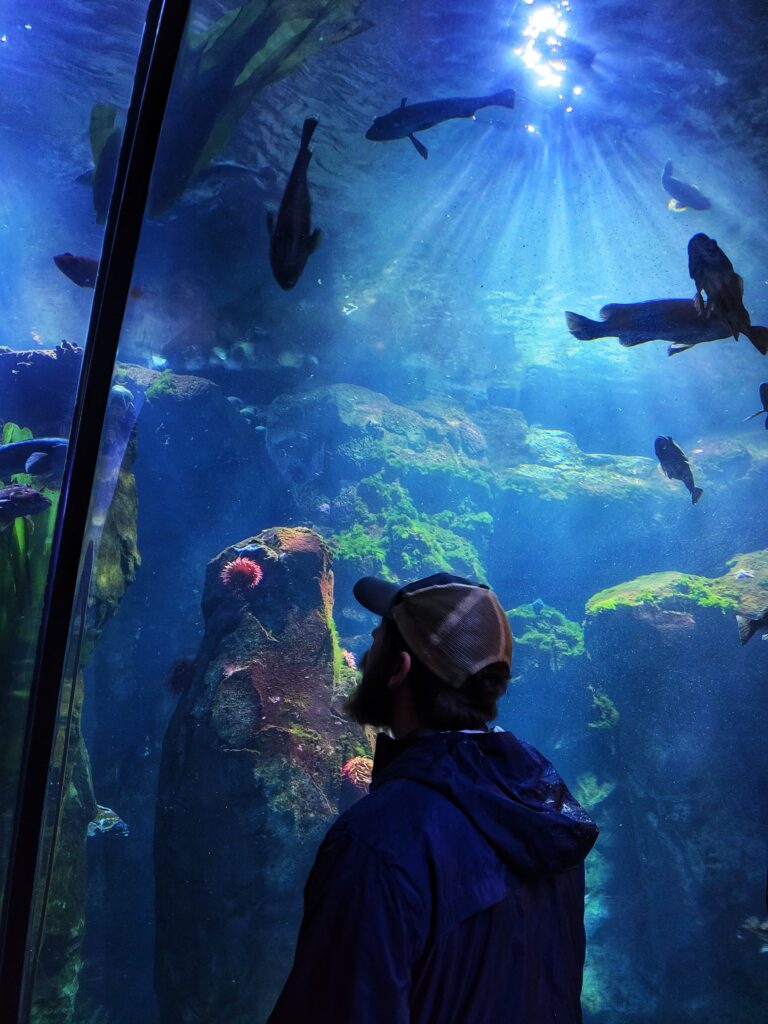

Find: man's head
<box><xmin>346</xmin><ymin>573</ymin><xmax>513</xmax><ymax>734</ymax></box>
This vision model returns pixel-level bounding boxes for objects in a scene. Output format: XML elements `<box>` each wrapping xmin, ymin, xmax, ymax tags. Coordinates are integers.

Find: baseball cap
<box><xmin>353</xmin><ymin>573</ymin><xmax>513</xmax><ymax>688</ymax></box>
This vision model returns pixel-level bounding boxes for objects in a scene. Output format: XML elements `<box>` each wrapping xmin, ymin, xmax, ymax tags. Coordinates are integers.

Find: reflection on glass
<box><xmin>0</xmin><ymin>0</ymin><xmax>148</xmax><ymax>939</ymax></box>
<box><xmin>13</xmin><ymin>0</ymin><xmax>768</xmax><ymax>1022</ymax></box>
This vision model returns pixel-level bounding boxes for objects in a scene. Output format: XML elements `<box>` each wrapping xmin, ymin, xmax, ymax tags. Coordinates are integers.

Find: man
<box><xmin>268</xmin><ymin>573</ymin><xmax>598</xmax><ymax>1023</ymax></box>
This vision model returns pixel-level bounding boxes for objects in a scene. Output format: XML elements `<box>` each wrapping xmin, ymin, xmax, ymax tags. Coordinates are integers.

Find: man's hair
<box><xmin>378</xmin><ymin>617</ymin><xmax>510</xmax><ymax>729</ymax></box>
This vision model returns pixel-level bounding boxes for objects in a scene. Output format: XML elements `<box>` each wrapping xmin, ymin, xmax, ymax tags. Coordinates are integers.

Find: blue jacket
<box><xmin>268</xmin><ymin>729</ymin><xmax>598</xmax><ymax>1023</ymax></box>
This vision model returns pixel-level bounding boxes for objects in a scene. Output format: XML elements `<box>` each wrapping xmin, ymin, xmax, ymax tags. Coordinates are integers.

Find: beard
<box><xmin>345</xmin><ymin>649</ymin><xmax>395</xmax><ymax>729</ymax></box>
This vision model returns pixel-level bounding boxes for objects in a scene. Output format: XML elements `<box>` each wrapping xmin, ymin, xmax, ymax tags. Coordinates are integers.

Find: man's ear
<box><xmin>387</xmin><ymin>651</ymin><xmax>412</xmax><ymax>690</ymax></box>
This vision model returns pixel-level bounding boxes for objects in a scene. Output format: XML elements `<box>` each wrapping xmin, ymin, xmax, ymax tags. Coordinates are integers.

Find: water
<box><xmin>1</xmin><ymin>0</ymin><xmax>767</xmax><ymax>1021</ymax></box>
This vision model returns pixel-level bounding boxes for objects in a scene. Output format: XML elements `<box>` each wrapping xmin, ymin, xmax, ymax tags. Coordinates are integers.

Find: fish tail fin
<box><xmin>744</xmin><ymin>325</ymin><xmax>768</xmax><ymax>356</ymax></box>
<box><xmin>691</xmin><ymin>486</ymin><xmax>703</xmax><ymax>504</ymax></box>
<box><xmin>668</xmin><ymin>343</ymin><xmax>693</xmax><ymax>356</ymax></box>
<box><xmin>663</xmin><ymin>159</ymin><xmax>673</xmax><ymax>177</ymax></box>
<box><xmin>743</xmin><ymin>409</ymin><xmax>764</xmax><ymax>421</ymax></box>
<box><xmin>736</xmin><ymin>613</ymin><xmax>760</xmax><ymax>646</ymax></box>
<box><xmin>491</xmin><ymin>88</ymin><xmax>516</xmax><ymax>110</ymax></box>
<box><xmin>301</xmin><ymin>118</ymin><xmax>319</xmax><ymax>149</ymax></box>
<box><xmin>564</xmin><ymin>311</ymin><xmax>604</xmax><ymax>340</ymax></box>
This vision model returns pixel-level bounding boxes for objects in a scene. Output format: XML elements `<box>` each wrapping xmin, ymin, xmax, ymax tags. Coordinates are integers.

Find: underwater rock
<box><xmin>155</xmin><ymin>526</ymin><xmax>366</xmax><ymax>1024</ymax></box>
<box><xmin>0</xmin><ymin>342</ymin><xmax>83</xmax><ymax>436</ymax></box>
<box><xmin>580</xmin><ymin>554</ymin><xmax>768</xmax><ymax>1021</ymax></box>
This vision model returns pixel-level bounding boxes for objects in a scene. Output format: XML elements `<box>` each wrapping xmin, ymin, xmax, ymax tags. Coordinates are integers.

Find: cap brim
<box><xmin>353</xmin><ymin>576</ymin><xmax>402</xmax><ymax>617</ymax></box>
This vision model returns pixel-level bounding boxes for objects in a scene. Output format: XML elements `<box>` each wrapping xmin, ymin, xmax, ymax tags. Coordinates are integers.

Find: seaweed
<box><xmin>92</xmin><ymin>0</ymin><xmax>373</xmax><ymax>216</ymax></box>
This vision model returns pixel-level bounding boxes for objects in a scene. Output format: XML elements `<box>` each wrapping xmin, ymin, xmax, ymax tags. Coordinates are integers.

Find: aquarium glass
<box><xmin>0</xmin><ymin>2</ymin><xmax>148</xmax><ymax>924</ymax></box>
<box><xmin>15</xmin><ymin>0</ymin><xmax>768</xmax><ymax>1022</ymax></box>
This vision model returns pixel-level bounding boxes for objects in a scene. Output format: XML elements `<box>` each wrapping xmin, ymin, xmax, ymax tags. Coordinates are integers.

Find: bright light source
<box><xmin>565</xmin><ymin>106</ymin><xmax>573</xmax><ymax>112</ymax></box>
<box><xmin>573</xmin><ymin>85</ymin><xmax>583</xmax><ymax>95</ymax></box>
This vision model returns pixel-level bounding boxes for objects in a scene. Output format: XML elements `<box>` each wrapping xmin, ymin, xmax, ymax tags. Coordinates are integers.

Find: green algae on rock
<box><xmin>507</xmin><ymin>602</ymin><xmax>584</xmax><ymax>673</ymax></box>
<box><xmin>585</xmin><ymin>570</ymin><xmax>739</xmax><ymax>617</ymax></box>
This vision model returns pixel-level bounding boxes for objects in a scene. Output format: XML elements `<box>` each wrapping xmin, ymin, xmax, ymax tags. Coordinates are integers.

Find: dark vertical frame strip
<box><xmin>0</xmin><ymin>0</ymin><xmax>193</xmax><ymax>1017</ymax></box>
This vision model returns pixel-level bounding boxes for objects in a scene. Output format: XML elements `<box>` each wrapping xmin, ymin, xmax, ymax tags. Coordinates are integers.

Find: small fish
<box><xmin>744</xmin><ymin>382</ymin><xmax>768</xmax><ymax>429</ymax></box>
<box><xmin>564</xmin><ymin>299</ymin><xmax>735</xmax><ymax>353</ymax></box>
<box><xmin>86</xmin><ymin>804</ymin><xmax>129</xmax><ymax>837</ymax></box>
<box><xmin>736</xmin><ymin>606</ymin><xmax>768</xmax><ymax>646</ymax></box>
<box><xmin>687</xmin><ymin>234</ymin><xmax>768</xmax><ymax>355</ymax></box>
<box><xmin>0</xmin><ymin>438</ymin><xmax>68</xmax><ymax>482</ymax></box>
<box><xmin>54</xmin><ymin>253</ymin><xmax>143</xmax><ymax>298</ymax></box>
<box><xmin>654</xmin><ymin>436</ymin><xmax>703</xmax><ymax>504</ymax></box>
<box><xmin>661</xmin><ymin>161</ymin><xmax>711</xmax><ymax>212</ymax></box>
<box><xmin>267</xmin><ymin>118</ymin><xmax>321</xmax><ymax>290</ymax></box>
<box><xmin>736</xmin><ymin>570</ymin><xmax>755</xmax><ymax>580</ymax></box>
<box><xmin>366</xmin><ymin>88</ymin><xmax>516</xmax><ymax>160</ymax></box>
<box><xmin>0</xmin><ymin>485</ymin><xmax>51</xmax><ymax>531</ymax></box>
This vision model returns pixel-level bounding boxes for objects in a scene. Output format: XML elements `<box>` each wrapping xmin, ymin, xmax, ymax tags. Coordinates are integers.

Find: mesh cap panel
<box><xmin>391</xmin><ymin>582</ymin><xmax>512</xmax><ymax>688</ymax></box>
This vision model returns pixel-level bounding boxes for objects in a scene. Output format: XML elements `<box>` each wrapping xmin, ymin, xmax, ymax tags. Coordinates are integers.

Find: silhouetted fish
<box><xmin>744</xmin><ymin>382</ymin><xmax>768</xmax><ymax>429</ymax></box>
<box><xmin>662</xmin><ymin>161</ymin><xmax>711</xmax><ymax>212</ymax></box>
<box><xmin>654</xmin><ymin>436</ymin><xmax>703</xmax><ymax>504</ymax></box>
<box><xmin>54</xmin><ymin>253</ymin><xmax>143</xmax><ymax>297</ymax></box>
<box><xmin>565</xmin><ymin>299</ymin><xmax>734</xmax><ymax>353</ymax></box>
<box><xmin>267</xmin><ymin>118</ymin><xmax>321</xmax><ymax>290</ymax></box>
<box><xmin>365</xmin><ymin>88</ymin><xmax>516</xmax><ymax>159</ymax></box>
<box><xmin>688</xmin><ymin>233</ymin><xmax>768</xmax><ymax>355</ymax></box>
<box><xmin>736</xmin><ymin>606</ymin><xmax>768</xmax><ymax>646</ymax></box>
<box><xmin>0</xmin><ymin>485</ymin><xmax>51</xmax><ymax>531</ymax></box>
<box><xmin>54</xmin><ymin>253</ymin><xmax>99</xmax><ymax>287</ymax></box>
<box><xmin>0</xmin><ymin>438</ymin><xmax>68</xmax><ymax>482</ymax></box>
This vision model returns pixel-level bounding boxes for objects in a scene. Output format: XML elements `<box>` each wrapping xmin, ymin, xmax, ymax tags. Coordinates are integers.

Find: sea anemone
<box><xmin>220</xmin><ymin>556</ymin><xmax>263</xmax><ymax>591</ymax></box>
<box><xmin>340</xmin><ymin>756</ymin><xmax>373</xmax><ymax>794</ymax></box>
<box><xmin>342</xmin><ymin>649</ymin><xmax>357</xmax><ymax>670</ymax></box>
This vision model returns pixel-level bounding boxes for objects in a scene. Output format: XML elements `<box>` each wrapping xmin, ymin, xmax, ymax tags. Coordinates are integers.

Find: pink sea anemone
<box><xmin>342</xmin><ymin>649</ymin><xmax>357</xmax><ymax>670</ymax></box>
<box><xmin>220</xmin><ymin>556</ymin><xmax>263</xmax><ymax>591</ymax></box>
<box><xmin>340</xmin><ymin>756</ymin><xmax>373</xmax><ymax>793</ymax></box>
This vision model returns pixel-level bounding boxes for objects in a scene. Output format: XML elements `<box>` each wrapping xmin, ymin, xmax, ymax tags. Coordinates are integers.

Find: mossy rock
<box><xmin>585</xmin><ymin>570</ymin><xmax>739</xmax><ymax>617</ymax></box>
<box><xmin>507</xmin><ymin>601</ymin><xmax>584</xmax><ymax>670</ymax></box>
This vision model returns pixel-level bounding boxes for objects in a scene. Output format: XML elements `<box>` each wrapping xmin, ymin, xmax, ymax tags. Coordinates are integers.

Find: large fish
<box><xmin>688</xmin><ymin>233</ymin><xmax>768</xmax><ymax>355</ymax></box>
<box><xmin>267</xmin><ymin>118</ymin><xmax>321</xmax><ymax>290</ymax></box>
<box><xmin>564</xmin><ymin>299</ymin><xmax>735</xmax><ymax>355</ymax></box>
<box><xmin>0</xmin><ymin>484</ymin><xmax>51</xmax><ymax>531</ymax></box>
<box><xmin>661</xmin><ymin>161</ymin><xmax>711</xmax><ymax>212</ymax></box>
<box><xmin>654</xmin><ymin>436</ymin><xmax>703</xmax><ymax>504</ymax></box>
<box><xmin>0</xmin><ymin>438</ymin><xmax>68</xmax><ymax>482</ymax></box>
<box><xmin>365</xmin><ymin>88</ymin><xmax>516</xmax><ymax>160</ymax></box>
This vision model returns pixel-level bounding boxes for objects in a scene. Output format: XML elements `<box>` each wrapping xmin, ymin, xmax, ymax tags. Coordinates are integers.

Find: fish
<box><xmin>654</xmin><ymin>436</ymin><xmax>703</xmax><ymax>504</ymax></box>
<box><xmin>86</xmin><ymin>804</ymin><xmax>129</xmax><ymax>837</ymax></box>
<box><xmin>687</xmin><ymin>233</ymin><xmax>768</xmax><ymax>355</ymax></box>
<box><xmin>0</xmin><ymin>438</ymin><xmax>68</xmax><ymax>482</ymax></box>
<box><xmin>661</xmin><ymin>161</ymin><xmax>711</xmax><ymax>212</ymax></box>
<box><xmin>0</xmin><ymin>485</ymin><xmax>51</xmax><ymax>531</ymax></box>
<box><xmin>743</xmin><ymin>382</ymin><xmax>768</xmax><ymax>429</ymax></box>
<box><xmin>54</xmin><ymin>253</ymin><xmax>143</xmax><ymax>298</ymax></box>
<box><xmin>365</xmin><ymin>88</ymin><xmax>516</xmax><ymax>159</ymax></box>
<box><xmin>267</xmin><ymin>118</ymin><xmax>321</xmax><ymax>290</ymax></box>
<box><xmin>564</xmin><ymin>299</ymin><xmax>735</xmax><ymax>353</ymax></box>
<box><xmin>54</xmin><ymin>253</ymin><xmax>99</xmax><ymax>287</ymax></box>
<box><xmin>735</xmin><ymin>570</ymin><xmax>755</xmax><ymax>580</ymax></box>
<box><xmin>736</xmin><ymin>606</ymin><xmax>768</xmax><ymax>646</ymax></box>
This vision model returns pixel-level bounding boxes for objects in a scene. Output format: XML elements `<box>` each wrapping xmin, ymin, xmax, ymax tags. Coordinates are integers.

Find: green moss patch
<box><xmin>586</xmin><ymin>571</ymin><xmax>738</xmax><ymax>617</ymax></box>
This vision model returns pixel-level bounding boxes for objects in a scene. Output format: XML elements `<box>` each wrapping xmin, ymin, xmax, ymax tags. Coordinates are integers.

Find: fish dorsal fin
<box><xmin>598</xmin><ymin>304</ymin><xmax>620</xmax><ymax>320</ymax></box>
<box><xmin>309</xmin><ymin>228</ymin><xmax>322</xmax><ymax>253</ymax></box>
<box><xmin>400</xmin><ymin>97</ymin><xmax>407</xmax><ymax>108</ymax></box>
<box><xmin>408</xmin><ymin>133</ymin><xmax>428</xmax><ymax>160</ymax></box>
<box><xmin>760</xmin><ymin>381</ymin><xmax>768</xmax><ymax>411</ymax></box>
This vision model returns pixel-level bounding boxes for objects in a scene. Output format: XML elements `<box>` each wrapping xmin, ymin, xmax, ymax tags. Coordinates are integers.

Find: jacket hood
<box><xmin>370</xmin><ymin>729</ymin><xmax>598</xmax><ymax>877</ymax></box>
